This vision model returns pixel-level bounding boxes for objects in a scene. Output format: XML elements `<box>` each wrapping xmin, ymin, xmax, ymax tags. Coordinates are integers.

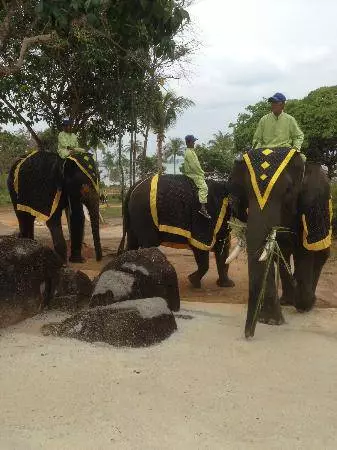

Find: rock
<box><xmin>0</xmin><ymin>236</ymin><xmax>62</xmax><ymax>328</ymax></box>
<box><xmin>42</xmin><ymin>297</ymin><xmax>177</xmax><ymax>347</ymax></box>
<box><xmin>49</xmin><ymin>267</ymin><xmax>93</xmax><ymax>312</ymax></box>
<box><xmin>90</xmin><ymin>248</ymin><xmax>180</xmax><ymax>311</ymax></box>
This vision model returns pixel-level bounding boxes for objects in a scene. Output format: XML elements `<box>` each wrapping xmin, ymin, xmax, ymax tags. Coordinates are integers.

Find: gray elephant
<box><xmin>228</xmin><ymin>148</ymin><xmax>331</xmax><ymax>338</ymax></box>
<box><xmin>7</xmin><ymin>150</ymin><xmax>102</xmax><ymax>264</ymax></box>
<box><xmin>118</xmin><ymin>174</ymin><xmax>234</xmax><ymax>289</ymax></box>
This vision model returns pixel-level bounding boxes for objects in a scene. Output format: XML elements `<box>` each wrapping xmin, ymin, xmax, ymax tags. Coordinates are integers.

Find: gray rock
<box><xmin>42</xmin><ymin>297</ymin><xmax>177</xmax><ymax>347</ymax></box>
<box><xmin>49</xmin><ymin>267</ymin><xmax>93</xmax><ymax>312</ymax></box>
<box><xmin>0</xmin><ymin>236</ymin><xmax>62</xmax><ymax>327</ymax></box>
<box><xmin>90</xmin><ymin>248</ymin><xmax>180</xmax><ymax>311</ymax></box>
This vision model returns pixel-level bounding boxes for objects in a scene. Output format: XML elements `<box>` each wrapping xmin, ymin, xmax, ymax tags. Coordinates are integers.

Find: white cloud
<box><xmin>161</xmin><ymin>0</ymin><xmax>337</xmax><ymax>146</ymax></box>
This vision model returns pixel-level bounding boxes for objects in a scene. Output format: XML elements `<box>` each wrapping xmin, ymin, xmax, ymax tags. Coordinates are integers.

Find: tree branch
<box><xmin>0</xmin><ymin>31</ymin><xmax>57</xmax><ymax>77</ymax></box>
<box><xmin>0</xmin><ymin>95</ymin><xmax>42</xmax><ymax>148</ymax></box>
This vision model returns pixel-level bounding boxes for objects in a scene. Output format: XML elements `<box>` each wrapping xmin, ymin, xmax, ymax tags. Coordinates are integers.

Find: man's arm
<box><xmin>252</xmin><ymin>118</ymin><xmax>263</xmax><ymax>149</ymax></box>
<box><xmin>290</xmin><ymin>117</ymin><xmax>304</xmax><ymax>151</ymax></box>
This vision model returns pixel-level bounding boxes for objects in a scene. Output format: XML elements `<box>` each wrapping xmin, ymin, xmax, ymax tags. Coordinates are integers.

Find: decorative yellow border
<box><xmin>243</xmin><ymin>148</ymin><xmax>297</xmax><ymax>210</ymax></box>
<box><xmin>150</xmin><ymin>174</ymin><xmax>228</xmax><ymax>251</ymax></box>
<box><xmin>14</xmin><ymin>150</ymin><xmax>39</xmax><ymax>193</ymax></box>
<box><xmin>67</xmin><ymin>155</ymin><xmax>99</xmax><ymax>193</ymax></box>
<box><xmin>302</xmin><ymin>199</ymin><xmax>333</xmax><ymax>251</ymax></box>
<box><xmin>16</xmin><ymin>190</ymin><xmax>62</xmax><ymax>222</ymax></box>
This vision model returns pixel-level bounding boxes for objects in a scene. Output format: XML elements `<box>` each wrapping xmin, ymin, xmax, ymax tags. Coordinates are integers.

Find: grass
<box><xmin>0</xmin><ymin>174</ymin><xmax>10</xmax><ymax>206</ymax></box>
<box><xmin>100</xmin><ymin>205</ymin><xmax>122</xmax><ymax>219</ymax></box>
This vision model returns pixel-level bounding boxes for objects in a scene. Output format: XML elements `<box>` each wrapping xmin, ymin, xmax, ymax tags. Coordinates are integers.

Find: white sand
<box><xmin>1</xmin><ymin>303</ymin><xmax>337</xmax><ymax>450</ymax></box>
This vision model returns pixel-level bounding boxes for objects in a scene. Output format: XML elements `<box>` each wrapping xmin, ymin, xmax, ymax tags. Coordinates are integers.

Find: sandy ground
<box><xmin>1</xmin><ymin>207</ymin><xmax>337</xmax><ymax>449</ymax></box>
<box><xmin>1</xmin><ymin>304</ymin><xmax>337</xmax><ymax>449</ymax></box>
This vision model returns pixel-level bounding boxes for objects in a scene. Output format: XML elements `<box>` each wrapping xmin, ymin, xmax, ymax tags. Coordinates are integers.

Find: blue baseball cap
<box><xmin>62</xmin><ymin>118</ymin><xmax>72</xmax><ymax>125</ymax></box>
<box><xmin>185</xmin><ymin>134</ymin><xmax>198</xmax><ymax>142</ymax></box>
<box><xmin>268</xmin><ymin>92</ymin><xmax>286</xmax><ymax>103</ymax></box>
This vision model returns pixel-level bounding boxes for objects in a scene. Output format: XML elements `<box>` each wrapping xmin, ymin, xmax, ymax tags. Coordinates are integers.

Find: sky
<box><xmin>161</xmin><ymin>0</ymin><xmax>337</xmax><ymax>147</ymax></box>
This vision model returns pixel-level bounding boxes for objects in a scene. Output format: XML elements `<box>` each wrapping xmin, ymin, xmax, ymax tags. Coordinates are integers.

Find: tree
<box><xmin>0</xmin><ymin>130</ymin><xmax>30</xmax><ymax>174</ymax></box>
<box><xmin>164</xmin><ymin>137</ymin><xmax>184</xmax><ymax>174</ymax></box>
<box><xmin>151</xmin><ymin>91</ymin><xmax>193</xmax><ymax>172</ymax></box>
<box><xmin>0</xmin><ymin>0</ymin><xmax>190</xmax><ymax>78</ymax></box>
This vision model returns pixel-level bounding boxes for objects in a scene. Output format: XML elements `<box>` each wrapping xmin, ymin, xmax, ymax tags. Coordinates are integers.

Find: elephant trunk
<box><xmin>84</xmin><ymin>191</ymin><xmax>102</xmax><ymax>261</ymax></box>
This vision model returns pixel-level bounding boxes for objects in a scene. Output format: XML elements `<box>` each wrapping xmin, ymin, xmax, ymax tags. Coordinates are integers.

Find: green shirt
<box><xmin>58</xmin><ymin>131</ymin><xmax>80</xmax><ymax>158</ymax></box>
<box><xmin>183</xmin><ymin>148</ymin><xmax>204</xmax><ymax>178</ymax></box>
<box><xmin>252</xmin><ymin>112</ymin><xmax>304</xmax><ymax>150</ymax></box>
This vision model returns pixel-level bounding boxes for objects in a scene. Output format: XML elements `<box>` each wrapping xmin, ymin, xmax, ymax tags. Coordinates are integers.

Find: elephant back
<box><xmin>151</xmin><ymin>174</ymin><xmax>229</xmax><ymax>250</ymax></box>
<box><xmin>11</xmin><ymin>151</ymin><xmax>63</xmax><ymax>222</ymax></box>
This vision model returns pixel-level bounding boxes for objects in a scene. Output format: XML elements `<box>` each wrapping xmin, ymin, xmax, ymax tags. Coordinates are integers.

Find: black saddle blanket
<box><xmin>151</xmin><ymin>174</ymin><xmax>229</xmax><ymax>250</ymax></box>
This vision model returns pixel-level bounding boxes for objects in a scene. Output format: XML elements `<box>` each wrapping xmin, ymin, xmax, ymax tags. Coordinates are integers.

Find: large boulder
<box><xmin>90</xmin><ymin>247</ymin><xmax>180</xmax><ymax>311</ymax></box>
<box><xmin>49</xmin><ymin>267</ymin><xmax>93</xmax><ymax>312</ymax></box>
<box><xmin>0</xmin><ymin>236</ymin><xmax>62</xmax><ymax>328</ymax></box>
<box><xmin>42</xmin><ymin>297</ymin><xmax>177</xmax><ymax>347</ymax></box>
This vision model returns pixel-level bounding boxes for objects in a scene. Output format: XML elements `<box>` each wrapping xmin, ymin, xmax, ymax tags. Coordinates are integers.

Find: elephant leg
<box><xmin>46</xmin><ymin>211</ymin><xmax>67</xmax><ymax>263</ymax></box>
<box><xmin>188</xmin><ymin>248</ymin><xmax>209</xmax><ymax>288</ymax></box>
<box><xmin>16</xmin><ymin>211</ymin><xmax>35</xmax><ymax>239</ymax></box>
<box><xmin>214</xmin><ymin>239</ymin><xmax>235</xmax><ymax>287</ymax></box>
<box><xmin>126</xmin><ymin>228</ymin><xmax>139</xmax><ymax>250</ymax></box>
<box><xmin>293</xmin><ymin>249</ymin><xmax>316</xmax><ymax>312</ymax></box>
<box><xmin>245</xmin><ymin>258</ymin><xmax>284</xmax><ymax>338</ymax></box>
<box><xmin>312</xmin><ymin>249</ymin><xmax>330</xmax><ymax>292</ymax></box>
<box><xmin>279</xmin><ymin>246</ymin><xmax>296</xmax><ymax>306</ymax></box>
<box><xmin>68</xmin><ymin>200</ymin><xmax>85</xmax><ymax>263</ymax></box>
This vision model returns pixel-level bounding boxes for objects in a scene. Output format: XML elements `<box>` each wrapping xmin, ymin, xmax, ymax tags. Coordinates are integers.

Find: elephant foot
<box><xmin>69</xmin><ymin>254</ymin><xmax>86</xmax><ymax>263</ymax></box>
<box><xmin>258</xmin><ymin>309</ymin><xmax>285</xmax><ymax>326</ymax></box>
<box><xmin>280</xmin><ymin>295</ymin><xmax>294</xmax><ymax>306</ymax></box>
<box><xmin>188</xmin><ymin>273</ymin><xmax>201</xmax><ymax>289</ymax></box>
<box><xmin>295</xmin><ymin>295</ymin><xmax>316</xmax><ymax>313</ymax></box>
<box><xmin>217</xmin><ymin>278</ymin><xmax>235</xmax><ymax>288</ymax></box>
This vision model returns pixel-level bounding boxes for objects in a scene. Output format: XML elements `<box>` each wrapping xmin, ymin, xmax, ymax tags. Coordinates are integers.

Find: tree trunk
<box><xmin>157</xmin><ymin>133</ymin><xmax>164</xmax><ymax>174</ymax></box>
<box><xmin>173</xmin><ymin>154</ymin><xmax>176</xmax><ymax>175</ymax></box>
<box><xmin>118</xmin><ymin>131</ymin><xmax>125</xmax><ymax>204</ymax></box>
<box><xmin>133</xmin><ymin>133</ymin><xmax>137</xmax><ymax>184</ymax></box>
<box><xmin>0</xmin><ymin>95</ymin><xmax>42</xmax><ymax>148</ymax></box>
<box><xmin>129</xmin><ymin>131</ymin><xmax>133</xmax><ymax>188</ymax></box>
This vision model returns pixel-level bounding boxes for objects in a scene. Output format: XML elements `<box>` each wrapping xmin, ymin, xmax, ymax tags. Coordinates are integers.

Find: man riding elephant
<box><xmin>252</xmin><ymin>92</ymin><xmax>304</xmax><ymax>156</ymax></box>
<box><xmin>182</xmin><ymin>134</ymin><xmax>212</xmax><ymax>219</ymax></box>
<box><xmin>58</xmin><ymin>118</ymin><xmax>85</xmax><ymax>159</ymax></box>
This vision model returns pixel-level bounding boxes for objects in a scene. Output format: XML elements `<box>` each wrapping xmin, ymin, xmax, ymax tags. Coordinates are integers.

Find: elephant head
<box><xmin>228</xmin><ymin>151</ymin><xmax>305</xmax><ymax>338</ymax></box>
<box><xmin>63</xmin><ymin>156</ymin><xmax>102</xmax><ymax>263</ymax></box>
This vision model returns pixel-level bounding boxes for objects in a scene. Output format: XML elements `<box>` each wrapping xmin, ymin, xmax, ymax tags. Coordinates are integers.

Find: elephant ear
<box><xmin>53</xmin><ymin>156</ymin><xmax>65</xmax><ymax>189</ymax></box>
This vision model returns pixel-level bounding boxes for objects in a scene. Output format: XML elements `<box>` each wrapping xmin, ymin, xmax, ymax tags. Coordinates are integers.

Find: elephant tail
<box><xmin>117</xmin><ymin>186</ymin><xmax>133</xmax><ymax>254</ymax></box>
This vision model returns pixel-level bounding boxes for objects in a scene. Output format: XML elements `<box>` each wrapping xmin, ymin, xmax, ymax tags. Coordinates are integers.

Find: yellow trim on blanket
<box><xmin>14</xmin><ymin>150</ymin><xmax>38</xmax><ymax>194</ymax></box>
<box><xmin>302</xmin><ymin>198</ymin><xmax>333</xmax><ymax>251</ymax></box>
<box><xmin>67</xmin><ymin>155</ymin><xmax>99</xmax><ymax>193</ymax></box>
<box><xmin>16</xmin><ymin>190</ymin><xmax>62</xmax><ymax>222</ymax></box>
<box><xmin>150</xmin><ymin>174</ymin><xmax>159</xmax><ymax>227</ymax></box>
<box><xmin>150</xmin><ymin>174</ymin><xmax>228</xmax><ymax>251</ymax></box>
<box><xmin>243</xmin><ymin>148</ymin><xmax>297</xmax><ymax>210</ymax></box>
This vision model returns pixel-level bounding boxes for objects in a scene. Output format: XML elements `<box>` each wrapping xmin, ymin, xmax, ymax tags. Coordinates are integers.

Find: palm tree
<box><xmin>164</xmin><ymin>137</ymin><xmax>185</xmax><ymax>174</ymax></box>
<box><xmin>151</xmin><ymin>91</ymin><xmax>194</xmax><ymax>173</ymax></box>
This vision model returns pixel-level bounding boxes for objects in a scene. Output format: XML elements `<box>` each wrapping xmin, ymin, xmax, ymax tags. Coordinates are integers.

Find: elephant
<box><xmin>7</xmin><ymin>150</ymin><xmax>102</xmax><ymax>264</ymax></box>
<box><xmin>228</xmin><ymin>149</ymin><xmax>331</xmax><ymax>338</ymax></box>
<box><xmin>118</xmin><ymin>174</ymin><xmax>235</xmax><ymax>289</ymax></box>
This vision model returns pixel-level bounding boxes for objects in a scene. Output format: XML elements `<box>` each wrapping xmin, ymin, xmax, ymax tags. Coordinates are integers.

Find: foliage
<box><xmin>0</xmin><ymin>173</ymin><xmax>10</xmax><ymax>204</ymax></box>
<box><xmin>230</xmin><ymin>86</ymin><xmax>337</xmax><ymax>178</ymax></box>
<box><xmin>331</xmin><ymin>183</ymin><xmax>337</xmax><ymax>237</ymax></box>
<box><xmin>0</xmin><ymin>130</ymin><xmax>30</xmax><ymax>174</ymax></box>
<box><xmin>0</xmin><ymin>0</ymin><xmax>190</xmax><ymax>77</ymax></box>
<box><xmin>193</xmin><ymin>132</ymin><xmax>235</xmax><ymax>179</ymax></box>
